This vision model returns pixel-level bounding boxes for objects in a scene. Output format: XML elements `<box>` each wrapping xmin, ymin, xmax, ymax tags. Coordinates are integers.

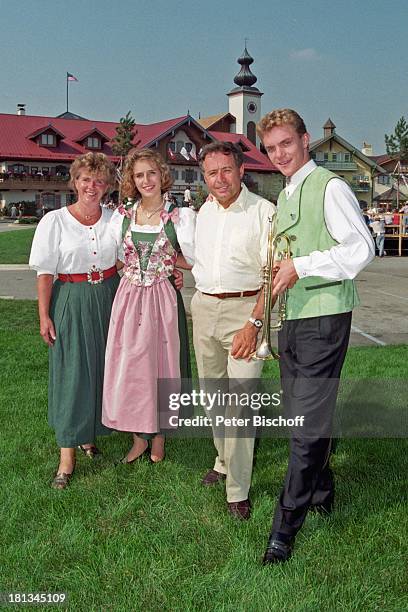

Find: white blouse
<box><xmin>29</xmin><ymin>207</ymin><xmax>118</xmax><ymax>276</ymax></box>
<box><xmin>109</xmin><ymin>205</ymin><xmax>196</xmax><ymax>265</ymax></box>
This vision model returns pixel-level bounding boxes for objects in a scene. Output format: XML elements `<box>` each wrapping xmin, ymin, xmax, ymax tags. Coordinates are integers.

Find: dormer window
<box><xmin>41</xmin><ymin>133</ymin><xmax>56</xmax><ymax>146</ymax></box>
<box><xmin>87</xmin><ymin>136</ymin><xmax>101</xmax><ymax>149</ymax></box>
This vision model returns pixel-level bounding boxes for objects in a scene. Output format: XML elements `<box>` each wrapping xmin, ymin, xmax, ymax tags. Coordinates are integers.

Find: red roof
<box><xmin>0</xmin><ymin>113</ymin><xmax>186</xmax><ymax>162</ymax></box>
<box><xmin>209</xmin><ymin>130</ymin><xmax>277</xmax><ymax>172</ymax></box>
<box><xmin>0</xmin><ymin>112</ymin><xmax>276</xmax><ymax>172</ymax></box>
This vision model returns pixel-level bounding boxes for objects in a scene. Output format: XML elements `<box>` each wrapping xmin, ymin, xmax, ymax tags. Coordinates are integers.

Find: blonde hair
<box><xmin>121</xmin><ymin>148</ymin><xmax>173</xmax><ymax>200</ymax></box>
<box><xmin>257</xmin><ymin>109</ymin><xmax>307</xmax><ymax>139</ymax></box>
<box><xmin>69</xmin><ymin>152</ymin><xmax>116</xmax><ymax>195</ymax></box>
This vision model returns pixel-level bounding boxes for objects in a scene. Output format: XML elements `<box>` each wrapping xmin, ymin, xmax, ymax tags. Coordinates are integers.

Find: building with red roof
<box><xmin>0</xmin><ymin>47</ymin><xmax>281</xmax><ymax>213</ymax></box>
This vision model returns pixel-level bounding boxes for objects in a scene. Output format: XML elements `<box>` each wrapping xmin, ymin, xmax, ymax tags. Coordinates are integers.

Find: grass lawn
<box><xmin>1</xmin><ymin>301</ymin><xmax>407</xmax><ymax>611</ymax></box>
<box><xmin>0</xmin><ymin>228</ymin><xmax>36</xmax><ymax>264</ymax></box>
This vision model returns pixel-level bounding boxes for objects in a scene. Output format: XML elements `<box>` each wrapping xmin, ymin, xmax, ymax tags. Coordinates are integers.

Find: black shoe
<box><xmin>78</xmin><ymin>444</ymin><xmax>101</xmax><ymax>459</ymax></box>
<box><xmin>262</xmin><ymin>537</ymin><xmax>293</xmax><ymax>565</ymax></box>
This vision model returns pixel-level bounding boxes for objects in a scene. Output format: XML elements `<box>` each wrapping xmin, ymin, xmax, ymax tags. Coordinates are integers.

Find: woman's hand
<box><xmin>173</xmin><ymin>268</ymin><xmax>184</xmax><ymax>290</ymax></box>
<box><xmin>40</xmin><ymin>315</ymin><xmax>56</xmax><ymax>346</ymax></box>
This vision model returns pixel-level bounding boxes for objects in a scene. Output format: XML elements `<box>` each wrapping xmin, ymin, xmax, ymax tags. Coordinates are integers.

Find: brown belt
<box><xmin>201</xmin><ymin>289</ymin><xmax>260</xmax><ymax>299</ymax></box>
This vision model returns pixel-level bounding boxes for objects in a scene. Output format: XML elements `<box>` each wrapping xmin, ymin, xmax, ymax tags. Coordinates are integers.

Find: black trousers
<box><xmin>271</xmin><ymin>311</ymin><xmax>352</xmax><ymax>539</ymax></box>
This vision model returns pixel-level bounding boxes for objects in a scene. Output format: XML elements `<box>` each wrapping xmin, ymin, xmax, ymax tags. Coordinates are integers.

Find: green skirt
<box><xmin>48</xmin><ymin>274</ymin><xmax>120</xmax><ymax>447</ymax></box>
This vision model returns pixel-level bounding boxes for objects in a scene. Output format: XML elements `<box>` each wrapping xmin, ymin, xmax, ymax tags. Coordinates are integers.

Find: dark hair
<box><xmin>198</xmin><ymin>141</ymin><xmax>244</xmax><ymax>170</ymax></box>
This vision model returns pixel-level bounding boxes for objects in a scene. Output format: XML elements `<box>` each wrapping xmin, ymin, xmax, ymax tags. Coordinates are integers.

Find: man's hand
<box><xmin>173</xmin><ymin>268</ymin><xmax>184</xmax><ymax>290</ymax></box>
<box><xmin>39</xmin><ymin>315</ymin><xmax>56</xmax><ymax>347</ymax></box>
<box><xmin>231</xmin><ymin>322</ymin><xmax>259</xmax><ymax>360</ymax></box>
<box><xmin>272</xmin><ymin>258</ymin><xmax>299</xmax><ymax>297</ymax></box>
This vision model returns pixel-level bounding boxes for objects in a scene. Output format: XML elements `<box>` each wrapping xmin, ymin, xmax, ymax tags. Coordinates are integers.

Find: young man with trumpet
<box><xmin>191</xmin><ymin>141</ymin><xmax>275</xmax><ymax>520</ymax></box>
<box><xmin>257</xmin><ymin>109</ymin><xmax>375</xmax><ymax>563</ymax></box>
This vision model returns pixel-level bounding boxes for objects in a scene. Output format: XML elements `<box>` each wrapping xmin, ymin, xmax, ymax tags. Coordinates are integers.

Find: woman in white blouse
<box><xmin>102</xmin><ymin>149</ymin><xmax>195</xmax><ymax>463</ymax></box>
<box><xmin>29</xmin><ymin>153</ymin><xmax>120</xmax><ymax>489</ymax></box>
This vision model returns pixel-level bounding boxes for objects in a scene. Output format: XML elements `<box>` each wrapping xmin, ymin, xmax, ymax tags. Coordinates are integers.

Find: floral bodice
<box><xmin>120</xmin><ymin>203</ymin><xmax>178</xmax><ymax>287</ymax></box>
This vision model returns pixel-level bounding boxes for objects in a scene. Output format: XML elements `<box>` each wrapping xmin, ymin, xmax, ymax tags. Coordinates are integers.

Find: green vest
<box><xmin>276</xmin><ymin>166</ymin><xmax>360</xmax><ymax>320</ymax></box>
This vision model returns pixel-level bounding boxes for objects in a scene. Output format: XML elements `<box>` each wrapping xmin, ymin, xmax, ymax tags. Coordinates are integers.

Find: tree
<box><xmin>111</xmin><ymin>111</ymin><xmax>138</xmax><ymax>202</ymax></box>
<box><xmin>385</xmin><ymin>116</ymin><xmax>408</xmax><ymax>157</ymax></box>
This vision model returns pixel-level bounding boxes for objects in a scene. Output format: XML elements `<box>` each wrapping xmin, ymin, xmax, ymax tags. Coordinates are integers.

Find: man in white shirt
<box><xmin>183</xmin><ymin>186</ymin><xmax>192</xmax><ymax>207</ymax></box>
<box><xmin>257</xmin><ymin>109</ymin><xmax>375</xmax><ymax>564</ymax></box>
<box><xmin>191</xmin><ymin>141</ymin><xmax>275</xmax><ymax>520</ymax></box>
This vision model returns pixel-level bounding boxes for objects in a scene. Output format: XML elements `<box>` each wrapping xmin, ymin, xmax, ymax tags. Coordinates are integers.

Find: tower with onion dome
<box><xmin>227</xmin><ymin>45</ymin><xmax>263</xmax><ymax>147</ymax></box>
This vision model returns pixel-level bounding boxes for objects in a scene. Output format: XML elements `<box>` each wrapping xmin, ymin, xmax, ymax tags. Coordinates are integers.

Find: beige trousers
<box><xmin>191</xmin><ymin>291</ymin><xmax>264</xmax><ymax>502</ymax></box>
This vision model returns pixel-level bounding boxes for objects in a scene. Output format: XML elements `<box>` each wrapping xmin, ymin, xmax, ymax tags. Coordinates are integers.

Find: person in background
<box><xmin>10</xmin><ymin>204</ymin><xmax>17</xmax><ymax>220</ymax></box>
<box><xmin>183</xmin><ymin>185</ymin><xmax>192</xmax><ymax>207</ymax></box>
<box><xmin>29</xmin><ymin>152</ymin><xmax>119</xmax><ymax>489</ymax></box>
<box><xmin>371</xmin><ymin>215</ymin><xmax>386</xmax><ymax>257</ymax></box>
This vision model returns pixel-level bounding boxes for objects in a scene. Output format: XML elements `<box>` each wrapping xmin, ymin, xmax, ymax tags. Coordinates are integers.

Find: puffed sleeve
<box><xmin>29</xmin><ymin>211</ymin><xmax>61</xmax><ymax>275</ymax></box>
<box><xmin>109</xmin><ymin>208</ymin><xmax>126</xmax><ymax>262</ymax></box>
<box><xmin>174</xmin><ymin>207</ymin><xmax>196</xmax><ymax>265</ymax></box>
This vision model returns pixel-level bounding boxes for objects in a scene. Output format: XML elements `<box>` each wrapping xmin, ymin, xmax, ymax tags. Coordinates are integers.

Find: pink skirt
<box><xmin>102</xmin><ymin>276</ymin><xmax>180</xmax><ymax>433</ymax></box>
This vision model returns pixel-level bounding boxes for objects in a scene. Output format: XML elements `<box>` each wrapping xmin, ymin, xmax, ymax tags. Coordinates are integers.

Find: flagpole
<box><xmin>66</xmin><ymin>73</ymin><xmax>69</xmax><ymax>113</ymax></box>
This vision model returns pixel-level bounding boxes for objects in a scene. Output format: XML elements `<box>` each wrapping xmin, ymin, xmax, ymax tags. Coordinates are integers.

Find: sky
<box><xmin>1</xmin><ymin>0</ymin><xmax>407</xmax><ymax>154</ymax></box>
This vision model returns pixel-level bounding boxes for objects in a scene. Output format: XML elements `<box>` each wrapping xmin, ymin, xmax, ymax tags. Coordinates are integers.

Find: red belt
<box><xmin>58</xmin><ymin>265</ymin><xmax>117</xmax><ymax>285</ymax></box>
<box><xmin>201</xmin><ymin>289</ymin><xmax>260</xmax><ymax>299</ymax></box>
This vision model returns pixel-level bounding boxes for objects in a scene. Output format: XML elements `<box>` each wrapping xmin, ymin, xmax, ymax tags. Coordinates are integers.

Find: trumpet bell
<box><xmin>254</xmin><ymin>340</ymin><xmax>280</xmax><ymax>361</ymax></box>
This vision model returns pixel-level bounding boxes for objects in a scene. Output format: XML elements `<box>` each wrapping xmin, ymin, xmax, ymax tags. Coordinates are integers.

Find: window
<box><xmin>310</xmin><ymin>151</ymin><xmax>316</xmax><ymax>160</ymax></box>
<box><xmin>169</xmin><ymin>141</ymin><xmax>176</xmax><ymax>152</ymax></box>
<box><xmin>170</xmin><ymin>169</ymin><xmax>179</xmax><ymax>180</ymax></box>
<box><xmin>324</xmin><ymin>153</ymin><xmax>329</xmax><ymax>162</ymax></box>
<box><xmin>31</xmin><ymin>167</ymin><xmax>38</xmax><ymax>175</ymax></box>
<box><xmin>12</xmin><ymin>164</ymin><xmax>25</xmax><ymax>174</ymax></box>
<box><xmin>176</xmin><ymin>141</ymin><xmax>183</xmax><ymax>153</ymax></box>
<box><xmin>185</xmin><ymin>142</ymin><xmax>193</xmax><ymax>153</ymax></box>
<box><xmin>87</xmin><ymin>136</ymin><xmax>100</xmax><ymax>149</ymax></box>
<box><xmin>40</xmin><ymin>133</ymin><xmax>56</xmax><ymax>146</ymax></box>
<box><xmin>42</xmin><ymin>167</ymin><xmax>49</xmax><ymax>176</ymax></box>
<box><xmin>315</xmin><ymin>151</ymin><xmax>324</xmax><ymax>161</ymax></box>
<box><xmin>332</xmin><ymin>153</ymin><xmax>337</xmax><ymax>161</ymax></box>
<box><xmin>185</xmin><ymin>169</ymin><xmax>194</xmax><ymax>183</ymax></box>
<box><xmin>344</xmin><ymin>153</ymin><xmax>350</xmax><ymax>162</ymax></box>
<box><xmin>42</xmin><ymin>193</ymin><xmax>56</xmax><ymax>208</ymax></box>
<box><xmin>378</xmin><ymin>175</ymin><xmax>391</xmax><ymax>185</ymax></box>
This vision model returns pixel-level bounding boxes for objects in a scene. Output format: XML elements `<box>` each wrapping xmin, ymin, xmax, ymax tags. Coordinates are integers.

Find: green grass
<box><xmin>0</xmin><ymin>228</ymin><xmax>35</xmax><ymax>264</ymax></box>
<box><xmin>1</xmin><ymin>301</ymin><xmax>407</xmax><ymax>611</ymax></box>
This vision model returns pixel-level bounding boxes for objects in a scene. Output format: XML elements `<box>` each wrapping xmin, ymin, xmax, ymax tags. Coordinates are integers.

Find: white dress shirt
<box><xmin>192</xmin><ymin>183</ymin><xmax>276</xmax><ymax>293</ymax></box>
<box><xmin>29</xmin><ymin>207</ymin><xmax>117</xmax><ymax>276</ymax></box>
<box><xmin>109</xmin><ymin>205</ymin><xmax>196</xmax><ymax>265</ymax></box>
<box><xmin>285</xmin><ymin>160</ymin><xmax>375</xmax><ymax>280</ymax></box>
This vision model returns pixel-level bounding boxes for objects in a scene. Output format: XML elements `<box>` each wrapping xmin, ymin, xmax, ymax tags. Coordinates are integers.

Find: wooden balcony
<box><xmin>0</xmin><ymin>173</ymin><xmax>70</xmax><ymax>190</ymax></box>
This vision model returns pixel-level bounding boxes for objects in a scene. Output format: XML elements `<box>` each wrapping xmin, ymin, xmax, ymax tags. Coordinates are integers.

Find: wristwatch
<box><xmin>248</xmin><ymin>317</ymin><xmax>263</xmax><ymax>329</ymax></box>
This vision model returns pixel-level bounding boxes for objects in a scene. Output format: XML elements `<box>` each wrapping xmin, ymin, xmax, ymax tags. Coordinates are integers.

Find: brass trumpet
<box><xmin>254</xmin><ymin>215</ymin><xmax>293</xmax><ymax>361</ymax></box>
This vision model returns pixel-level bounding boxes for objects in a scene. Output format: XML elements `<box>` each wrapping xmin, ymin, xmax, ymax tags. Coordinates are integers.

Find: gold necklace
<box><xmin>77</xmin><ymin>205</ymin><xmax>100</xmax><ymax>221</ymax></box>
<box><xmin>139</xmin><ymin>203</ymin><xmax>163</xmax><ymax>219</ymax></box>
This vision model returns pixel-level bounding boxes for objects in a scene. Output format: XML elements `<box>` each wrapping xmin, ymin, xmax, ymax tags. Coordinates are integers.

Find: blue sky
<box><xmin>2</xmin><ymin>0</ymin><xmax>407</xmax><ymax>153</ymax></box>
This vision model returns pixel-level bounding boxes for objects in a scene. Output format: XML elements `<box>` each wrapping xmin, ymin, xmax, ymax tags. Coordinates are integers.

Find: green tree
<box><xmin>111</xmin><ymin>111</ymin><xmax>138</xmax><ymax>202</ymax></box>
<box><xmin>385</xmin><ymin>116</ymin><xmax>408</xmax><ymax>156</ymax></box>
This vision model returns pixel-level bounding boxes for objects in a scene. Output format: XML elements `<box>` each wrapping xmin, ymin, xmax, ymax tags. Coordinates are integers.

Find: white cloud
<box><xmin>290</xmin><ymin>48</ymin><xmax>320</xmax><ymax>61</ymax></box>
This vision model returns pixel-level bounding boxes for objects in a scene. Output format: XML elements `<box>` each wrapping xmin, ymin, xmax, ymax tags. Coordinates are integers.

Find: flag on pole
<box><xmin>67</xmin><ymin>72</ymin><xmax>78</xmax><ymax>82</ymax></box>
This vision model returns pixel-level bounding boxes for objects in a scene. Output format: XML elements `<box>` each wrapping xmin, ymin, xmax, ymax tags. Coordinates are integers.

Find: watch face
<box><xmin>247</xmin><ymin>101</ymin><xmax>257</xmax><ymax>114</ymax></box>
<box><xmin>254</xmin><ymin>319</ymin><xmax>263</xmax><ymax>328</ymax></box>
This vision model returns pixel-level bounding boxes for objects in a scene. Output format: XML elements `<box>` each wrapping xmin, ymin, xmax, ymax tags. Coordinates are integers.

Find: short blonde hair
<box><xmin>257</xmin><ymin>109</ymin><xmax>307</xmax><ymax>139</ymax></box>
<box><xmin>69</xmin><ymin>152</ymin><xmax>116</xmax><ymax>196</ymax></box>
<box><xmin>121</xmin><ymin>148</ymin><xmax>173</xmax><ymax>200</ymax></box>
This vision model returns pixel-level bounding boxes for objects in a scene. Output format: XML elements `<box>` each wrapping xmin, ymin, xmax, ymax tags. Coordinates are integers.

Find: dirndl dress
<box><xmin>102</xmin><ymin>205</ymin><xmax>191</xmax><ymax>434</ymax></box>
<box><xmin>49</xmin><ymin>274</ymin><xmax>119</xmax><ymax>446</ymax></box>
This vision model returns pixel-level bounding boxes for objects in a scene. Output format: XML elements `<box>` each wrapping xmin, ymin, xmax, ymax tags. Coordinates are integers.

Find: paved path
<box><xmin>0</xmin><ymin>258</ymin><xmax>407</xmax><ymax>347</ymax></box>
